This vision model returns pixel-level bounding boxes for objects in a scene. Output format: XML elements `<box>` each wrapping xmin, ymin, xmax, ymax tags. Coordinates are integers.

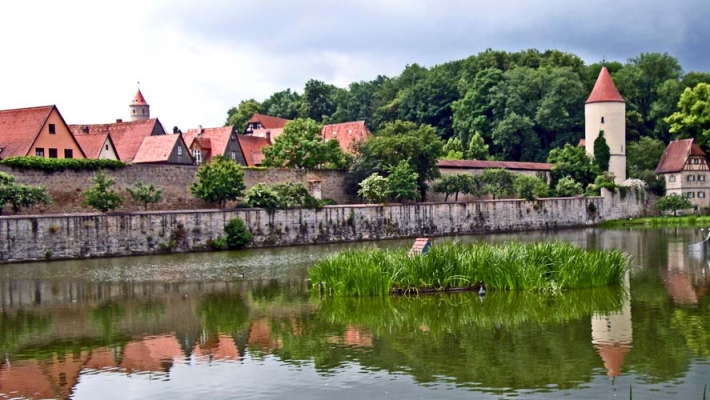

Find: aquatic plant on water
<box><xmin>308</xmin><ymin>242</ymin><xmax>629</xmax><ymax>297</ymax></box>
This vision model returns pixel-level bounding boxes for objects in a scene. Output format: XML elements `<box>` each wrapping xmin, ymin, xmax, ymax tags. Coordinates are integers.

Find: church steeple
<box><xmin>129</xmin><ymin>87</ymin><xmax>150</xmax><ymax>121</ymax></box>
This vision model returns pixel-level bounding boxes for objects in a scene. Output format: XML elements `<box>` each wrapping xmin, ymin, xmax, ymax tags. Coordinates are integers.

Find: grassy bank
<box><xmin>309</xmin><ymin>242</ymin><xmax>629</xmax><ymax>297</ymax></box>
<box><xmin>601</xmin><ymin>215</ymin><xmax>710</xmax><ymax>228</ymax></box>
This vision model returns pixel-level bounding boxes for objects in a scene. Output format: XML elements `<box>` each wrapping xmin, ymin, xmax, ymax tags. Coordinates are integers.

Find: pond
<box><xmin>1</xmin><ymin>227</ymin><xmax>710</xmax><ymax>399</ymax></box>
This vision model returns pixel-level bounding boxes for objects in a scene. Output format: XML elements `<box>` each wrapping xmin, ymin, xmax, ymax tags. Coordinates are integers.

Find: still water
<box><xmin>1</xmin><ymin>228</ymin><xmax>710</xmax><ymax>399</ymax></box>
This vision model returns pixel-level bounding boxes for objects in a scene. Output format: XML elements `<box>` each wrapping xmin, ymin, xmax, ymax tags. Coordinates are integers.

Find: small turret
<box><xmin>129</xmin><ymin>88</ymin><xmax>150</xmax><ymax>121</ymax></box>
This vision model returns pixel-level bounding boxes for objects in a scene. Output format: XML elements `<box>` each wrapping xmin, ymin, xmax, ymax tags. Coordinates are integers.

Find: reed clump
<box><xmin>309</xmin><ymin>242</ymin><xmax>629</xmax><ymax>297</ymax></box>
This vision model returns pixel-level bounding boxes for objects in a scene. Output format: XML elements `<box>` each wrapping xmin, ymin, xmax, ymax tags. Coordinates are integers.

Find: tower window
<box><xmin>133</xmin><ymin>109</ymin><xmax>136</xmax><ymax>114</ymax></box>
<box><xmin>601</xmin><ymin>117</ymin><xmax>605</xmax><ymax>124</ymax></box>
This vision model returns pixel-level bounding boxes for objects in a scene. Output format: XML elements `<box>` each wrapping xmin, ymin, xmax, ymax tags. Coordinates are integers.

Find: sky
<box><xmin>1</xmin><ymin>0</ymin><xmax>708</xmax><ymax>131</ymax></box>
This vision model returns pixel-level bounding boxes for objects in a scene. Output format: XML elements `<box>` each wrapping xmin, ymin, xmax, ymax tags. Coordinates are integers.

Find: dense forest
<box><xmin>226</xmin><ymin>48</ymin><xmax>710</xmax><ymax>170</ymax></box>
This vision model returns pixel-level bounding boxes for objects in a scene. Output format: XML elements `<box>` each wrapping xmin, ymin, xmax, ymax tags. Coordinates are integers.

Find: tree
<box><xmin>466</xmin><ymin>131</ymin><xmax>489</xmax><ymax>160</ymax></box>
<box><xmin>441</xmin><ymin>137</ymin><xmax>465</xmax><ymax>160</ymax></box>
<box><xmin>514</xmin><ymin>174</ymin><xmax>549</xmax><ymax>200</ymax></box>
<box><xmin>627</xmin><ymin>137</ymin><xmax>666</xmax><ymax>178</ymax></box>
<box><xmin>358</xmin><ymin>173</ymin><xmax>389</xmax><ymax>204</ymax></box>
<box><xmin>666</xmin><ymin>83</ymin><xmax>710</xmax><ymax>148</ymax></box>
<box><xmin>82</xmin><ymin>171</ymin><xmax>122</xmax><ymax>212</ymax></box>
<box><xmin>243</xmin><ymin>183</ymin><xmax>281</xmax><ymax>213</ymax></box>
<box><xmin>127</xmin><ymin>182</ymin><xmax>163</xmax><ymax>211</ymax></box>
<box><xmin>363</xmin><ymin>120</ymin><xmax>444</xmax><ymax>200</ymax></box>
<box><xmin>225</xmin><ymin>99</ymin><xmax>262</xmax><ymax>131</ymax></box>
<box><xmin>262</xmin><ymin>118</ymin><xmax>348</xmax><ymax>169</ymax></box>
<box><xmin>555</xmin><ymin>176</ymin><xmax>583</xmax><ymax>197</ymax></box>
<box><xmin>0</xmin><ymin>172</ymin><xmax>52</xmax><ymax>215</ymax></box>
<box><xmin>261</xmin><ymin>89</ymin><xmax>302</xmax><ymax>119</ymax></box>
<box><xmin>480</xmin><ymin>168</ymin><xmax>517</xmax><ymax>199</ymax></box>
<box><xmin>385</xmin><ymin>160</ymin><xmax>420</xmax><ymax>202</ymax></box>
<box><xmin>433</xmin><ymin>173</ymin><xmax>474</xmax><ymax>201</ymax></box>
<box><xmin>190</xmin><ymin>156</ymin><xmax>246</xmax><ymax>208</ymax></box>
<box><xmin>224</xmin><ymin>217</ymin><xmax>252</xmax><ymax>249</ymax></box>
<box><xmin>272</xmin><ymin>183</ymin><xmax>321</xmax><ymax>209</ymax></box>
<box><xmin>300</xmin><ymin>79</ymin><xmax>338</xmax><ymax>122</ymax></box>
<box><xmin>547</xmin><ymin>144</ymin><xmax>599</xmax><ymax>189</ymax></box>
<box><xmin>655</xmin><ymin>194</ymin><xmax>692</xmax><ymax>216</ymax></box>
<box><xmin>593</xmin><ymin>131</ymin><xmax>611</xmax><ymax>172</ymax></box>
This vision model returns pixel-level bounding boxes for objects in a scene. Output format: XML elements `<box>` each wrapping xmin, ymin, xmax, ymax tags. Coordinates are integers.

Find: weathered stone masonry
<box><xmin>0</xmin><ymin>188</ymin><xmax>644</xmax><ymax>263</ymax></box>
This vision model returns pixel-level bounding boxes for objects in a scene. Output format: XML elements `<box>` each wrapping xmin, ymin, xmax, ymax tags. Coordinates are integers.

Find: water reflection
<box><xmin>2</xmin><ymin>228</ymin><xmax>710</xmax><ymax>399</ymax></box>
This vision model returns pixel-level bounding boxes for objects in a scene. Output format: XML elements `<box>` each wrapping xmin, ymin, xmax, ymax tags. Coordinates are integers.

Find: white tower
<box><xmin>585</xmin><ymin>66</ymin><xmax>626</xmax><ymax>183</ymax></box>
<box><xmin>129</xmin><ymin>88</ymin><xmax>150</xmax><ymax>121</ymax></box>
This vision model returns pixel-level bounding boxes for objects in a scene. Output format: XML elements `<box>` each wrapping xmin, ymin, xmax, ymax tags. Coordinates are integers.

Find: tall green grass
<box><xmin>601</xmin><ymin>215</ymin><xmax>710</xmax><ymax>228</ymax></box>
<box><xmin>309</xmin><ymin>242</ymin><xmax>629</xmax><ymax>297</ymax></box>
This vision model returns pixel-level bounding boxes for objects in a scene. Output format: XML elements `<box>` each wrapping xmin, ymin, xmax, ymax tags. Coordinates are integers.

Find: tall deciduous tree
<box><xmin>666</xmin><ymin>83</ymin><xmax>710</xmax><ymax>148</ymax></box>
<box><xmin>262</xmin><ymin>118</ymin><xmax>348</xmax><ymax>169</ymax></box>
<box><xmin>627</xmin><ymin>137</ymin><xmax>666</xmax><ymax>178</ymax></box>
<box><xmin>225</xmin><ymin>99</ymin><xmax>262</xmax><ymax>131</ymax></box>
<box><xmin>385</xmin><ymin>160</ymin><xmax>420</xmax><ymax>202</ymax></box>
<box><xmin>261</xmin><ymin>89</ymin><xmax>302</xmax><ymax>120</ymax></box>
<box><xmin>190</xmin><ymin>156</ymin><xmax>246</xmax><ymax>209</ymax></box>
<box><xmin>300</xmin><ymin>80</ymin><xmax>338</xmax><ymax>122</ymax></box>
<box><xmin>593</xmin><ymin>131</ymin><xmax>611</xmax><ymax>172</ymax></box>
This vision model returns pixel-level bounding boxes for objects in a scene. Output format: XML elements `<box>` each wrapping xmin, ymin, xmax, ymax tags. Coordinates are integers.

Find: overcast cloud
<box><xmin>1</xmin><ymin>0</ymin><xmax>708</xmax><ymax>130</ymax></box>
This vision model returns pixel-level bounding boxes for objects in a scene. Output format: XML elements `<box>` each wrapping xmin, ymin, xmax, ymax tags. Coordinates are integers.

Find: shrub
<box><xmin>358</xmin><ymin>173</ymin><xmax>389</xmax><ymax>203</ymax></box>
<box><xmin>514</xmin><ymin>174</ymin><xmax>549</xmax><ymax>200</ymax></box>
<box><xmin>0</xmin><ymin>172</ymin><xmax>52</xmax><ymax>215</ymax></box>
<box><xmin>0</xmin><ymin>156</ymin><xmax>125</xmax><ymax>171</ymax></box>
<box><xmin>244</xmin><ymin>183</ymin><xmax>282</xmax><ymax>213</ymax></box>
<box><xmin>224</xmin><ymin>217</ymin><xmax>252</xmax><ymax>249</ymax></box>
<box><xmin>82</xmin><ymin>170</ymin><xmax>122</xmax><ymax>212</ymax></box>
<box><xmin>272</xmin><ymin>183</ymin><xmax>321</xmax><ymax>209</ymax></box>
<box><xmin>127</xmin><ymin>182</ymin><xmax>163</xmax><ymax>211</ymax></box>
<box><xmin>555</xmin><ymin>176</ymin><xmax>583</xmax><ymax>197</ymax></box>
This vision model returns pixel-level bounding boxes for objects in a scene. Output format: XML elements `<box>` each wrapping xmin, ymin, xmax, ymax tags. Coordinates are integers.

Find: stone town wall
<box><xmin>0</xmin><ymin>188</ymin><xmax>645</xmax><ymax>263</ymax></box>
<box><xmin>0</xmin><ymin>165</ymin><xmax>353</xmax><ymax>214</ymax></box>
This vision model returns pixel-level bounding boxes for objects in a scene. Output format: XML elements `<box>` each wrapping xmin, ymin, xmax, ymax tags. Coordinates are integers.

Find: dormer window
<box><xmin>693</xmin><ymin>158</ymin><xmax>700</xmax><ymax>164</ymax></box>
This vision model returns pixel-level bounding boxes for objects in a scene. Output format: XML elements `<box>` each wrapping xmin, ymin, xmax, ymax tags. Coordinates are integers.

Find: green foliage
<box><xmin>300</xmin><ymin>79</ymin><xmax>339</xmax><ymax>122</ymax></box>
<box><xmin>271</xmin><ymin>182</ymin><xmax>322</xmax><ymax>209</ymax></box>
<box><xmin>224</xmin><ymin>217</ymin><xmax>252</xmax><ymax>250</ymax></box>
<box><xmin>627</xmin><ymin>137</ymin><xmax>666</xmax><ymax>178</ymax></box>
<box><xmin>666</xmin><ymin>83</ymin><xmax>710</xmax><ymax>148</ymax></box>
<box><xmin>261</xmin><ymin>89</ymin><xmax>302</xmax><ymax>119</ymax></box>
<box><xmin>358</xmin><ymin>173</ymin><xmax>389</xmax><ymax>204</ymax></box>
<box><xmin>586</xmin><ymin>172</ymin><xmax>617</xmax><ymax>196</ymax></box>
<box><xmin>0</xmin><ymin>173</ymin><xmax>53</xmax><ymax>215</ymax></box>
<box><xmin>126</xmin><ymin>182</ymin><xmax>163</xmax><ymax>211</ymax></box>
<box><xmin>655</xmin><ymin>194</ymin><xmax>693</xmax><ymax>216</ymax></box>
<box><xmin>190</xmin><ymin>156</ymin><xmax>246</xmax><ymax>208</ymax></box>
<box><xmin>309</xmin><ymin>241</ymin><xmax>629</xmax><ymax>296</ymax></box>
<box><xmin>514</xmin><ymin>174</ymin><xmax>549</xmax><ymax>200</ymax></box>
<box><xmin>555</xmin><ymin>176</ymin><xmax>584</xmax><ymax>197</ymax></box>
<box><xmin>385</xmin><ymin>160</ymin><xmax>420</xmax><ymax>202</ymax></box>
<box><xmin>547</xmin><ymin>143</ymin><xmax>599</xmax><ymax>189</ymax></box>
<box><xmin>81</xmin><ymin>171</ymin><xmax>122</xmax><ymax>212</ymax></box>
<box><xmin>441</xmin><ymin>137</ymin><xmax>464</xmax><ymax>160</ymax></box>
<box><xmin>243</xmin><ymin>183</ymin><xmax>281</xmax><ymax>213</ymax></box>
<box><xmin>225</xmin><ymin>99</ymin><xmax>262</xmax><ymax>131</ymax></box>
<box><xmin>433</xmin><ymin>173</ymin><xmax>476</xmax><ymax>201</ymax></box>
<box><xmin>262</xmin><ymin>118</ymin><xmax>348</xmax><ymax>169</ymax></box>
<box><xmin>480</xmin><ymin>168</ymin><xmax>517</xmax><ymax>199</ymax></box>
<box><xmin>593</xmin><ymin>131</ymin><xmax>611</xmax><ymax>172</ymax></box>
<box><xmin>466</xmin><ymin>131</ymin><xmax>490</xmax><ymax>160</ymax></box>
<box><xmin>0</xmin><ymin>156</ymin><xmax>125</xmax><ymax>172</ymax></box>
<box><xmin>636</xmin><ymin>169</ymin><xmax>666</xmax><ymax>196</ymax></box>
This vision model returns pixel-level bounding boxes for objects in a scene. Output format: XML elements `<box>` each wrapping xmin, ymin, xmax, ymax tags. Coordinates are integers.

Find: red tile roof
<box><xmin>0</xmin><ymin>105</ymin><xmax>54</xmax><ymax>158</ymax></box>
<box><xmin>321</xmin><ymin>121</ymin><xmax>371</xmax><ymax>154</ymax></box>
<box><xmin>73</xmin><ymin>133</ymin><xmax>113</xmax><ymax>159</ymax></box>
<box><xmin>69</xmin><ymin>119</ymin><xmax>165</xmax><ymax>162</ymax></box>
<box><xmin>183</xmin><ymin>126</ymin><xmax>233</xmax><ymax>159</ymax></box>
<box><xmin>437</xmin><ymin>159</ymin><xmax>553</xmax><ymax>171</ymax></box>
<box><xmin>132</xmin><ymin>134</ymin><xmax>187</xmax><ymax>164</ymax></box>
<box><xmin>237</xmin><ymin>135</ymin><xmax>271</xmax><ymax>166</ymax></box>
<box><xmin>132</xmin><ymin>89</ymin><xmax>148</xmax><ymax>106</ymax></box>
<box><xmin>586</xmin><ymin>66</ymin><xmax>625</xmax><ymax>104</ymax></box>
<box><xmin>655</xmin><ymin>139</ymin><xmax>707</xmax><ymax>174</ymax></box>
<box><xmin>248</xmin><ymin>113</ymin><xmax>290</xmax><ymax>129</ymax></box>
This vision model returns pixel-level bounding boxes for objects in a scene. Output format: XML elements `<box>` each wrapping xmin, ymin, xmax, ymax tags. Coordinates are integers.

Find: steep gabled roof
<box><xmin>183</xmin><ymin>126</ymin><xmax>233</xmax><ymax>157</ymax></box>
<box><xmin>73</xmin><ymin>133</ymin><xmax>115</xmax><ymax>159</ymax></box>
<box><xmin>0</xmin><ymin>105</ymin><xmax>55</xmax><ymax>158</ymax></box>
<box><xmin>321</xmin><ymin>121</ymin><xmax>371</xmax><ymax>154</ymax></box>
<box><xmin>655</xmin><ymin>139</ymin><xmax>707</xmax><ymax>174</ymax></box>
<box><xmin>247</xmin><ymin>113</ymin><xmax>290</xmax><ymax>130</ymax></box>
<box><xmin>132</xmin><ymin>134</ymin><xmax>189</xmax><ymax>164</ymax></box>
<box><xmin>437</xmin><ymin>159</ymin><xmax>553</xmax><ymax>171</ymax></box>
<box><xmin>586</xmin><ymin>66</ymin><xmax>625</xmax><ymax>104</ymax></box>
<box><xmin>237</xmin><ymin>135</ymin><xmax>271</xmax><ymax>166</ymax></box>
<box><xmin>69</xmin><ymin>119</ymin><xmax>165</xmax><ymax>162</ymax></box>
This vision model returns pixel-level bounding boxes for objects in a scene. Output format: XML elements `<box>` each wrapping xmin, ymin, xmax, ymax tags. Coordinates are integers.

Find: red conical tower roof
<box><xmin>132</xmin><ymin>89</ymin><xmax>148</xmax><ymax>106</ymax></box>
<box><xmin>586</xmin><ymin>66</ymin><xmax>624</xmax><ymax>104</ymax></box>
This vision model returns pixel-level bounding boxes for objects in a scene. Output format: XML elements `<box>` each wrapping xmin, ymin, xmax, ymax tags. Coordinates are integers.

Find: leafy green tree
<box><xmin>126</xmin><ymin>182</ymin><xmax>163</xmax><ymax>211</ymax></box>
<box><xmin>480</xmin><ymin>168</ymin><xmax>517</xmax><ymax>199</ymax></box>
<box><xmin>655</xmin><ymin>194</ymin><xmax>693</xmax><ymax>216</ymax></box>
<box><xmin>514</xmin><ymin>174</ymin><xmax>549</xmax><ymax>200</ymax></box>
<box><xmin>262</xmin><ymin>118</ymin><xmax>348</xmax><ymax>169</ymax></box>
<box><xmin>397</xmin><ymin>64</ymin><xmax>459</xmax><ymax>138</ymax></box>
<box><xmin>442</xmin><ymin>137</ymin><xmax>465</xmax><ymax>160</ymax></box>
<box><xmin>666</xmin><ymin>83</ymin><xmax>710</xmax><ymax>148</ymax></box>
<box><xmin>433</xmin><ymin>173</ymin><xmax>474</xmax><ymax>201</ymax></box>
<box><xmin>627</xmin><ymin>137</ymin><xmax>666</xmax><ymax>178</ymax></box>
<box><xmin>547</xmin><ymin>144</ymin><xmax>599</xmax><ymax>189</ymax></box>
<box><xmin>243</xmin><ymin>183</ymin><xmax>281</xmax><ymax>213</ymax></box>
<box><xmin>555</xmin><ymin>176</ymin><xmax>583</xmax><ymax>197</ymax></box>
<box><xmin>466</xmin><ymin>131</ymin><xmax>490</xmax><ymax>160</ymax></box>
<box><xmin>358</xmin><ymin>173</ymin><xmax>389</xmax><ymax>204</ymax></box>
<box><xmin>593</xmin><ymin>131</ymin><xmax>611</xmax><ymax>172</ymax></box>
<box><xmin>224</xmin><ymin>217</ymin><xmax>252</xmax><ymax>249</ymax></box>
<box><xmin>272</xmin><ymin>183</ymin><xmax>321</xmax><ymax>209</ymax></box>
<box><xmin>385</xmin><ymin>160</ymin><xmax>420</xmax><ymax>202</ymax></box>
<box><xmin>190</xmin><ymin>156</ymin><xmax>246</xmax><ymax>208</ymax></box>
<box><xmin>225</xmin><ymin>99</ymin><xmax>262</xmax><ymax>131</ymax></box>
<box><xmin>300</xmin><ymin>79</ymin><xmax>338</xmax><ymax>122</ymax></box>
<box><xmin>452</xmin><ymin>68</ymin><xmax>504</xmax><ymax>146</ymax></box>
<box><xmin>261</xmin><ymin>89</ymin><xmax>302</xmax><ymax>119</ymax></box>
<box><xmin>0</xmin><ymin>173</ymin><xmax>52</xmax><ymax>215</ymax></box>
<box><xmin>82</xmin><ymin>170</ymin><xmax>122</xmax><ymax>212</ymax></box>
<box><xmin>363</xmin><ymin>120</ymin><xmax>444</xmax><ymax>200</ymax></box>
<box><xmin>636</xmin><ymin>169</ymin><xmax>666</xmax><ymax>196</ymax></box>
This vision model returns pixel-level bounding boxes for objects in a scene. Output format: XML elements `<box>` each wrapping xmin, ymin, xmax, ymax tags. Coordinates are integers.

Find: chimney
<box><xmin>198</xmin><ymin>125</ymin><xmax>203</xmax><ymax>136</ymax></box>
<box><xmin>81</xmin><ymin>125</ymin><xmax>89</xmax><ymax>134</ymax></box>
<box><xmin>116</xmin><ymin>119</ymin><xmax>123</xmax><ymax>123</ymax></box>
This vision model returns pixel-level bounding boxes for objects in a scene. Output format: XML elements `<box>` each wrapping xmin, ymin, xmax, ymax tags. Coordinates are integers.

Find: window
<box><xmin>48</xmin><ymin>124</ymin><xmax>56</xmax><ymax>134</ymax></box>
<box><xmin>133</xmin><ymin>109</ymin><xmax>136</xmax><ymax>114</ymax></box>
<box><xmin>35</xmin><ymin>148</ymin><xmax>45</xmax><ymax>157</ymax></box>
<box><xmin>699</xmin><ymin>191</ymin><xmax>706</xmax><ymax>198</ymax></box>
<box><xmin>177</xmin><ymin>145</ymin><xmax>182</xmax><ymax>156</ymax></box>
<box><xmin>699</xmin><ymin>175</ymin><xmax>706</xmax><ymax>181</ymax></box>
<box><xmin>688</xmin><ymin>175</ymin><xmax>696</xmax><ymax>182</ymax></box>
<box><xmin>230</xmin><ymin>151</ymin><xmax>236</xmax><ymax>161</ymax></box>
<box><xmin>601</xmin><ymin>117</ymin><xmax>605</xmax><ymax>124</ymax></box>
<box><xmin>64</xmin><ymin>149</ymin><xmax>73</xmax><ymax>159</ymax></box>
<box><xmin>105</xmin><ymin>144</ymin><xmax>109</xmax><ymax>151</ymax></box>
<box><xmin>669</xmin><ymin>175</ymin><xmax>676</xmax><ymax>182</ymax></box>
<box><xmin>48</xmin><ymin>148</ymin><xmax>58</xmax><ymax>158</ymax></box>
<box><xmin>687</xmin><ymin>192</ymin><xmax>695</xmax><ymax>198</ymax></box>
<box><xmin>193</xmin><ymin>149</ymin><xmax>202</xmax><ymax>165</ymax></box>
<box><xmin>693</xmin><ymin>158</ymin><xmax>700</xmax><ymax>164</ymax></box>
